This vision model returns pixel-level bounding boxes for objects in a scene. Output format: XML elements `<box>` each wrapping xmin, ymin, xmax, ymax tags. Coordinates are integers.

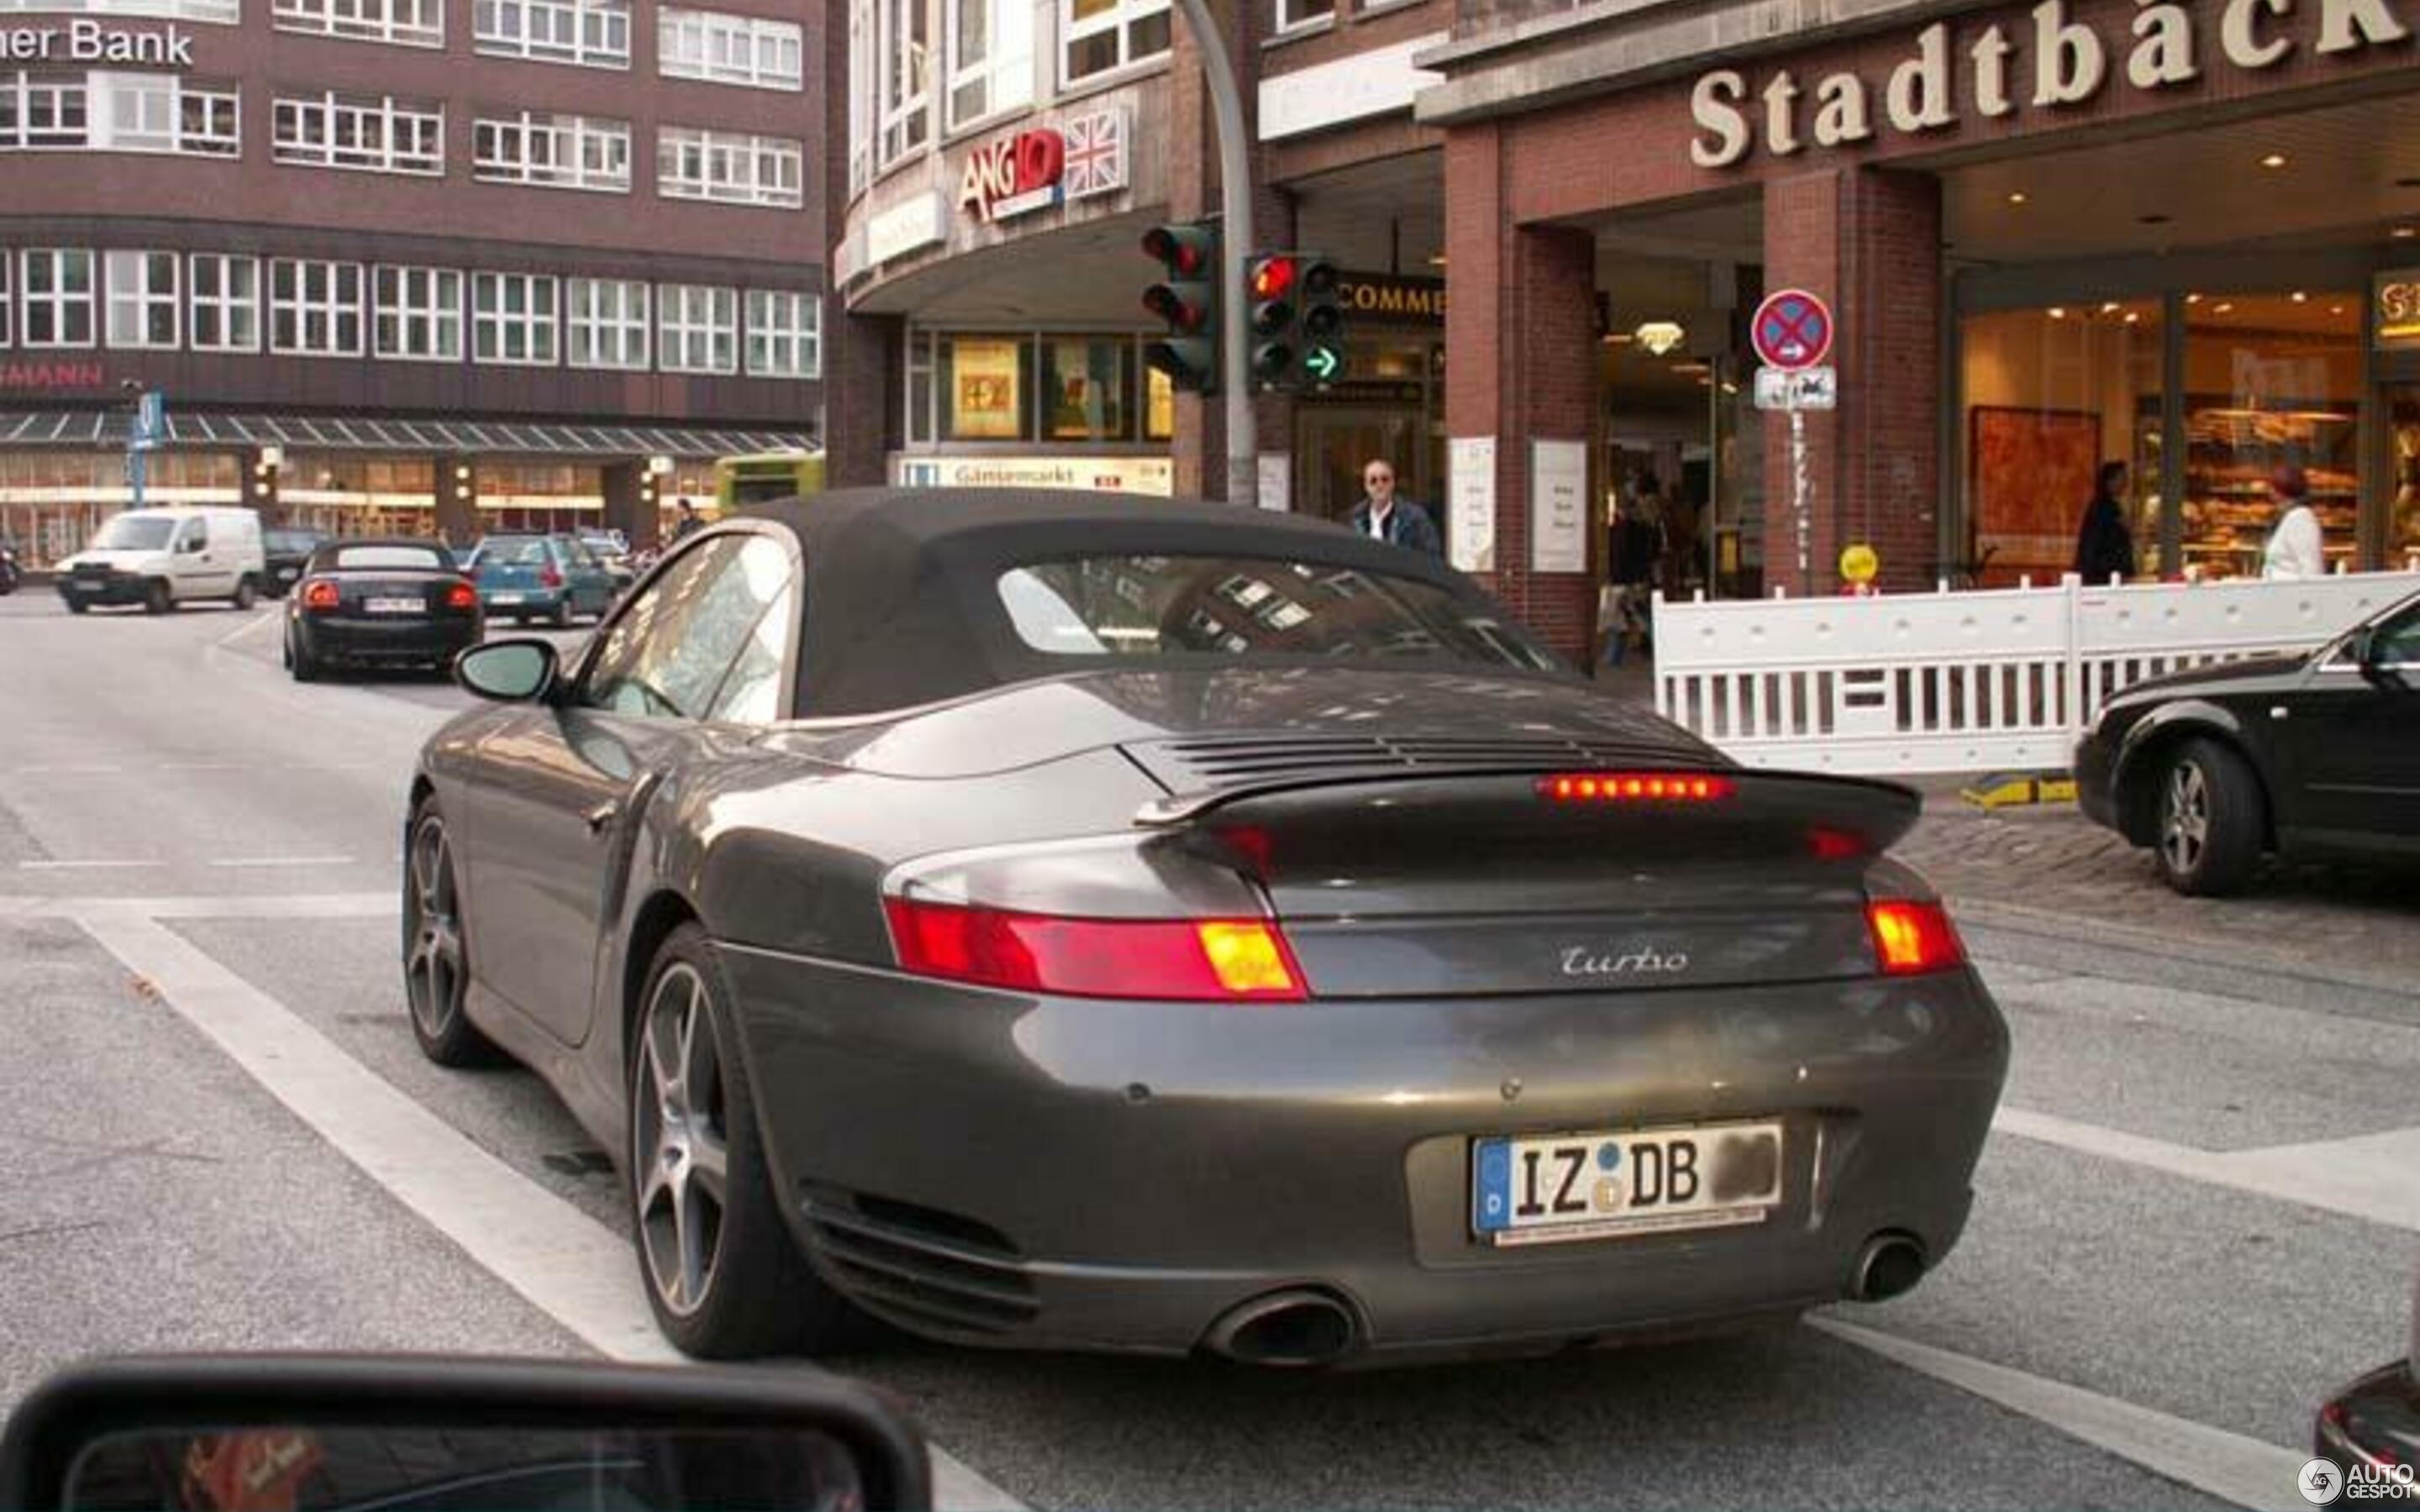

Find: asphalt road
<box><xmin>1</xmin><ymin>589</ymin><xmax>2413</xmax><ymax>1511</ymax></box>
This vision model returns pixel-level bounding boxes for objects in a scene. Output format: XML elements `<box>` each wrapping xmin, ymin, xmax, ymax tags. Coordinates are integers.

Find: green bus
<box><xmin>714</xmin><ymin>449</ymin><xmax>826</xmax><ymax>510</ymax></box>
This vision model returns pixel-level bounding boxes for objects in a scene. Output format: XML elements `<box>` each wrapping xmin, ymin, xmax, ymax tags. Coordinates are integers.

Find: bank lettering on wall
<box><xmin>1689</xmin><ymin>0</ymin><xmax>2411</xmax><ymax>165</ymax></box>
<box><xmin>0</xmin><ymin>20</ymin><xmax>196</xmax><ymax>64</ymax></box>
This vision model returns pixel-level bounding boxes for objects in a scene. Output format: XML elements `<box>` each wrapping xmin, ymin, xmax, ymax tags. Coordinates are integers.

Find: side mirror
<box><xmin>456</xmin><ymin>639</ymin><xmax>558</xmax><ymax>703</ymax></box>
<box><xmin>0</xmin><ymin>1355</ymin><xmax>931</xmax><ymax>1512</ymax></box>
<box><xmin>178</xmin><ymin>537</ymin><xmax>204</xmax><ymax>555</ymax></box>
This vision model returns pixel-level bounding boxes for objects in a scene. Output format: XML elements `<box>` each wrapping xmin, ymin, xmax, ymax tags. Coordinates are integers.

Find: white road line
<box><xmin>15</xmin><ymin>858</ymin><xmax>163</xmax><ymax>870</ymax></box>
<box><xmin>208</xmin><ymin>856</ymin><xmax>358</xmax><ymax>869</ymax></box>
<box><xmin>1814</xmin><ymin>1319</ymin><xmax>2307</xmax><ymax>1512</ymax></box>
<box><xmin>69</xmin><ymin>908</ymin><xmax>1026</xmax><ymax>1512</ymax></box>
<box><xmin>213</xmin><ymin>612</ymin><xmax>277</xmax><ymax>648</ymax></box>
<box><xmin>1995</xmin><ymin>1106</ymin><xmax>2420</xmax><ymax>1232</ymax></box>
<box><xmin>0</xmin><ymin>892</ymin><xmax>397</xmax><ymax>919</ymax></box>
<box><xmin>8</xmin><ymin>764</ymin><xmax>124</xmax><ymax>775</ymax></box>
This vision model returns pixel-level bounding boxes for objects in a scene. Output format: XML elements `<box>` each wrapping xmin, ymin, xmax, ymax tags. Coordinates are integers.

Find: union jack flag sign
<box><xmin>1060</xmin><ymin>108</ymin><xmax>1128</xmax><ymax>202</ymax></box>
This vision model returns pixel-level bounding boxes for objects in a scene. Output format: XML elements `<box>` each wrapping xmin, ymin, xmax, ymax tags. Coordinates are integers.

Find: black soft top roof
<box><xmin>306</xmin><ymin>537</ymin><xmax>457</xmax><ymax>568</ymax></box>
<box><xmin>739</xmin><ymin>488</ymin><xmax>1529</xmax><ymax>717</ymax></box>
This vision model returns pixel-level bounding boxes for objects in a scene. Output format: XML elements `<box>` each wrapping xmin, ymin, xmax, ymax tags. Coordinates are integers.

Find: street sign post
<box><xmin>1749</xmin><ymin>344</ymin><xmax>1837</xmax><ymax>595</ymax></box>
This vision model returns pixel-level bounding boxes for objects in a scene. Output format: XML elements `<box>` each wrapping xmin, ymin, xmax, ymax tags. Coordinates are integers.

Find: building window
<box><xmin>92</xmin><ymin>72</ymin><xmax>239</xmax><ymax>154</ymax></box>
<box><xmin>474</xmin><ymin>0</ymin><xmax>630</xmax><ymax>67</ymax></box>
<box><xmin>473</xmin><ymin>111</ymin><xmax>630</xmax><ymax>192</ymax></box>
<box><xmin>659</xmin><ymin>284</ymin><xmax>736</xmax><ymax>374</ymax></box>
<box><xmin>876</xmin><ymin>0</ymin><xmax>926</xmax><ymax>165</ymax></box>
<box><xmin>0</xmin><ymin>255</ymin><xmax>9</xmax><ymax>347</ymax></box>
<box><xmin>472</xmin><ymin>271</ymin><xmax>558</xmax><ymax>365</ymax></box>
<box><xmin>658</xmin><ymin>8</ymin><xmax>803</xmax><ymax>89</ymax></box>
<box><xmin>1062</xmin><ymin>0</ymin><xmax>1167</xmax><ymax>84</ymax></box>
<box><xmin>567</xmin><ymin>277</ymin><xmax>649</xmax><ymax>370</ymax></box>
<box><xmin>845</xmin><ymin>0</ymin><xmax>871</xmax><ymax>192</ymax></box>
<box><xmin>188</xmin><ymin>254</ymin><xmax>260</xmax><ymax>352</ymax></box>
<box><xmin>274</xmin><ymin>0</ymin><xmax>441</xmax><ymax>45</ymax></box>
<box><xmin>945</xmin><ymin>0</ymin><xmax>1031</xmax><ymax>130</ymax></box>
<box><xmin>1274</xmin><ymin>0</ymin><xmax>1330</xmax><ymax>28</ymax></box>
<box><xmin>269</xmin><ymin>258</ymin><xmax>365</xmax><ymax>355</ymax></box>
<box><xmin>374</xmin><ymin>265</ymin><xmax>462</xmax><ymax>360</ymax></box>
<box><xmin>104</xmin><ymin>249</ymin><xmax>179</xmax><ymax>349</ymax></box>
<box><xmin>744</xmin><ymin>290</ymin><xmax>818</xmax><ymax>379</ymax></box>
<box><xmin>943</xmin><ymin>333</ymin><xmax>1029</xmax><ymax>440</ymax></box>
<box><xmin>272</xmin><ymin>90</ymin><xmax>444</xmax><ymax>174</ymax></box>
<box><xmin>2178</xmin><ymin>294</ymin><xmax>2363</xmax><ymax>579</ymax></box>
<box><xmin>18</xmin><ymin>249</ymin><xmax>95</xmax><ymax>348</ymax></box>
<box><xmin>657</xmin><ymin>127</ymin><xmax>802</xmax><ymax>208</ymax></box>
<box><xmin>0</xmin><ymin>72</ymin><xmax>90</xmax><ymax>149</ymax></box>
<box><xmin>1039</xmin><ymin>336</ymin><xmax>1134</xmax><ymax>441</ymax></box>
<box><xmin>0</xmin><ymin>0</ymin><xmax>238</xmax><ymax>22</ymax></box>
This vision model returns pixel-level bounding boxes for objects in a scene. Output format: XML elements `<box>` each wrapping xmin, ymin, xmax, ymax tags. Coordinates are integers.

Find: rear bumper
<box><xmin>479</xmin><ymin>588</ymin><xmax>565</xmax><ymax>616</ymax></box>
<box><xmin>298</xmin><ymin>615</ymin><xmax>481</xmax><ymax>664</ymax></box>
<box><xmin>719</xmin><ymin>948</ymin><xmax>2008</xmax><ymax>1360</ymax></box>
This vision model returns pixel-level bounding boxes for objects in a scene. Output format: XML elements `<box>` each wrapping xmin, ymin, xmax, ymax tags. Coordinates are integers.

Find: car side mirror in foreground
<box><xmin>457</xmin><ymin>638</ymin><xmax>557</xmax><ymax>703</ymax></box>
<box><xmin>0</xmin><ymin>1354</ymin><xmax>932</xmax><ymax>1512</ymax></box>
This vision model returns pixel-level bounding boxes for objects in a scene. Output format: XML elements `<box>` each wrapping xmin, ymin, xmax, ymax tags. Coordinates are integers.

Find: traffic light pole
<box><xmin>1169</xmin><ymin>0</ymin><xmax>1255</xmax><ymax>508</ymax></box>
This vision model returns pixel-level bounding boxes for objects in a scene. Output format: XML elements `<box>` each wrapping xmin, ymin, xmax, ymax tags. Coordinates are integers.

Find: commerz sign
<box><xmin>1690</xmin><ymin>0</ymin><xmax>2410</xmax><ymax>165</ymax></box>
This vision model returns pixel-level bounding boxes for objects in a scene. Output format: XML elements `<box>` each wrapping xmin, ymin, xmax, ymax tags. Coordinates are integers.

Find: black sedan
<box><xmin>2075</xmin><ymin>588</ymin><xmax>2420</xmax><ymax>894</ymax></box>
<box><xmin>285</xmin><ymin>538</ymin><xmax>482</xmax><ymax>682</ymax></box>
<box><xmin>405</xmin><ymin>490</ymin><xmax>2007</xmax><ymax>1364</ymax></box>
<box><xmin>2315</xmin><ymin>1266</ymin><xmax>2419</xmax><ymax>1499</ymax></box>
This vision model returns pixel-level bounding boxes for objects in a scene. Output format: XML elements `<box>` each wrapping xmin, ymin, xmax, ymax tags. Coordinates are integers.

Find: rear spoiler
<box><xmin>1134</xmin><ymin>765</ymin><xmax>1923</xmax><ymax>859</ymax></box>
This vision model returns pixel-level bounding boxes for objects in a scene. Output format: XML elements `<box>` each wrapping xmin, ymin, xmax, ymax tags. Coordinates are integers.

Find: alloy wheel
<box><xmin>634</xmin><ymin>963</ymin><xmax>730</xmax><ymax>1319</ymax></box>
<box><xmin>404</xmin><ymin>816</ymin><xmax>466</xmax><ymax>1041</ymax></box>
<box><xmin>2161</xmin><ymin>759</ymin><xmax>2210</xmax><ymax>878</ymax></box>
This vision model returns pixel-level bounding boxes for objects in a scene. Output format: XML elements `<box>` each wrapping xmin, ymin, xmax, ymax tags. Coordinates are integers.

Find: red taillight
<box><xmin>1537</xmin><ymin>772</ymin><xmax>1735</xmax><ymax>803</ymax></box>
<box><xmin>883</xmin><ymin>899</ymin><xmax>1305</xmax><ymax>1002</ymax></box>
<box><xmin>301</xmin><ymin>580</ymin><xmax>339</xmax><ymax>611</ymax></box>
<box><xmin>540</xmin><ymin>564</ymin><xmax>564</xmax><ymax>588</ymax></box>
<box><xmin>1866</xmin><ymin>900</ymin><xmax>1965</xmax><ymax>975</ymax></box>
<box><xmin>445</xmin><ymin>580</ymin><xmax>476</xmax><ymax>610</ymax></box>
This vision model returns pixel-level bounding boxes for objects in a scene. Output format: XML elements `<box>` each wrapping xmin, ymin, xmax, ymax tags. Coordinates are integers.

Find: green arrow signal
<box><xmin>1302</xmin><ymin>344</ymin><xmax>1342</xmax><ymax>382</ymax></box>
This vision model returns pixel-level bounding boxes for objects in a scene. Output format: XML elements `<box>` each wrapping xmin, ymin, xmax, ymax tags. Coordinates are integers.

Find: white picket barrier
<box><xmin>1652</xmin><ymin>571</ymin><xmax>2420</xmax><ymax>774</ymax></box>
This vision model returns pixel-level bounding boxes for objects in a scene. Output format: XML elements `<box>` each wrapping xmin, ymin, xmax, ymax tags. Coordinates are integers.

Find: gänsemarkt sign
<box><xmin>1689</xmin><ymin>0</ymin><xmax>2408</xmax><ymax>166</ymax></box>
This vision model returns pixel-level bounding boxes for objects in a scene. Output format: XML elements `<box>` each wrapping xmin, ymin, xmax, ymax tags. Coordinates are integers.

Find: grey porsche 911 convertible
<box><xmin>404</xmin><ymin>489</ymin><xmax>2007</xmax><ymax>1366</ymax></box>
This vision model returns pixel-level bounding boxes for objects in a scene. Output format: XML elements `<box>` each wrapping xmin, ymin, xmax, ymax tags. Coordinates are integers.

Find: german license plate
<box><xmin>365</xmin><ymin>597</ymin><xmax>422</xmax><ymax>614</ymax></box>
<box><xmin>1472</xmin><ymin>1121</ymin><xmax>1783</xmax><ymax>1246</ymax></box>
<box><xmin>488</xmin><ymin>591</ymin><xmax>522</xmax><ymax>605</ymax></box>
<box><xmin>277</xmin><ymin>566</ymin><xmax>299</xmax><ymax>581</ymax></box>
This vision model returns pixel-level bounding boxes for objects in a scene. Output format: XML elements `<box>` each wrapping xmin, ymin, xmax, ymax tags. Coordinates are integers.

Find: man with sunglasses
<box><xmin>1347</xmin><ymin>459</ymin><xmax>1443</xmax><ymax>557</ymax></box>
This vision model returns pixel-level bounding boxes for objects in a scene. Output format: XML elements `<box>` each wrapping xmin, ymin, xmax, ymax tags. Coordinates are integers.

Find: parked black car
<box><xmin>284</xmin><ymin>538</ymin><xmax>481</xmax><ymax>682</ymax></box>
<box><xmin>264</xmin><ymin>526</ymin><xmax>331</xmax><ymax>597</ymax></box>
<box><xmin>2075</xmin><ymin>587</ymin><xmax>2420</xmax><ymax>894</ymax></box>
<box><xmin>2313</xmin><ymin>1267</ymin><xmax>2419</xmax><ymax>1496</ymax></box>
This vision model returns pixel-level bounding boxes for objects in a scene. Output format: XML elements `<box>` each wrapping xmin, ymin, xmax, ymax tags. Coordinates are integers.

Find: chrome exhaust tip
<box><xmin>1202</xmin><ymin>1289</ymin><xmax>1360</xmax><ymax>1367</ymax></box>
<box><xmin>1849</xmin><ymin>1232</ymin><xmax>1928</xmax><ymax>1303</ymax></box>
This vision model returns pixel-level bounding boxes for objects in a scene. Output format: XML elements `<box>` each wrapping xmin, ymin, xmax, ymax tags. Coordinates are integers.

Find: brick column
<box><xmin>1443</xmin><ymin>122</ymin><xmax>1599</xmax><ymax>663</ymax></box>
<box><xmin>826</xmin><ymin>310</ymin><xmax>902</xmax><ymax>488</ymax></box>
<box><xmin>1761</xmin><ymin>168</ymin><xmax>1940</xmax><ymax>596</ymax></box>
<box><xmin>1167</xmin><ymin>3</ymin><xmax>1294</xmax><ymax>504</ymax></box>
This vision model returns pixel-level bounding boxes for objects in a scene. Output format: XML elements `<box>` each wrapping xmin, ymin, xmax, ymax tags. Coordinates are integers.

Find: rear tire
<box><xmin>232</xmin><ymin>576</ymin><xmax>258</xmax><ymax>610</ymax></box>
<box><xmin>629</xmin><ymin>924</ymin><xmax>857</xmax><ymax>1358</ymax></box>
<box><xmin>144</xmin><ymin>580</ymin><xmax>173</xmax><ymax>615</ymax></box>
<box><xmin>550</xmin><ymin>599</ymin><xmax>572</xmax><ymax>628</ymax></box>
<box><xmin>2153</xmin><ymin>738</ymin><xmax>2265</xmax><ymax>895</ymax></box>
<box><xmin>64</xmin><ymin>596</ymin><xmax>88</xmax><ymax>615</ymax></box>
<box><xmin>403</xmin><ymin>799</ymin><xmax>502</xmax><ymax>1068</ymax></box>
<box><xmin>288</xmin><ymin>630</ymin><xmax>320</xmax><ymax>684</ymax></box>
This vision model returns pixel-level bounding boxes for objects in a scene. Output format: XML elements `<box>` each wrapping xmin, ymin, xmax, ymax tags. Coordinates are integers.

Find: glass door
<box><xmin>1297</xmin><ymin>409</ymin><xmax>1423</xmax><ymax>526</ymax></box>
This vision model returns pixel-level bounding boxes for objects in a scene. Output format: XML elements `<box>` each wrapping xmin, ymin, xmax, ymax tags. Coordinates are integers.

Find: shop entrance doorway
<box><xmin>1298</xmin><ymin>409</ymin><xmax>1426</xmax><ymax>526</ymax></box>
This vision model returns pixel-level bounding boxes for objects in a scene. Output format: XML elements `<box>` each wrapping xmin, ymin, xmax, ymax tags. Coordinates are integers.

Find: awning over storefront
<box><xmin>0</xmin><ymin>411</ymin><xmax>815</xmax><ymax>458</ymax></box>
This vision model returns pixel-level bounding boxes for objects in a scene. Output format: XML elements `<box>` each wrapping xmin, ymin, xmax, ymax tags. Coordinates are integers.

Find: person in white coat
<box><xmin>2261</xmin><ymin>465</ymin><xmax>2327</xmax><ymax>580</ymax></box>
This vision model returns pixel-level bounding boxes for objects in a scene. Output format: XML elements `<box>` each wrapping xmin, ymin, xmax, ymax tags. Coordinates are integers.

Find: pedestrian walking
<box><xmin>669</xmin><ymin>496</ymin><xmax>703</xmax><ymax>542</ymax></box>
<box><xmin>1599</xmin><ymin>493</ymin><xmax>1660</xmax><ymax>668</ymax></box>
<box><xmin>2261</xmin><ymin>465</ymin><xmax>2326</xmax><ymax>580</ymax></box>
<box><xmin>1347</xmin><ymin>459</ymin><xmax>1443</xmax><ymax>556</ymax></box>
<box><xmin>2072</xmin><ymin>460</ymin><xmax>2137</xmax><ymax>584</ymax></box>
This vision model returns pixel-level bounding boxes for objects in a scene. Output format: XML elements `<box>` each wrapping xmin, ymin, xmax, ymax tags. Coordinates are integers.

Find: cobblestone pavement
<box><xmin>1899</xmin><ymin>795</ymin><xmax>2420</xmax><ymax>984</ymax></box>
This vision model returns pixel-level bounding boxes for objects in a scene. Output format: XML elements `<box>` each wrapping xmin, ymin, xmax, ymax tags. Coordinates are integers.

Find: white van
<box><xmin>55</xmin><ymin>507</ymin><xmax>270</xmax><ymax>615</ymax></box>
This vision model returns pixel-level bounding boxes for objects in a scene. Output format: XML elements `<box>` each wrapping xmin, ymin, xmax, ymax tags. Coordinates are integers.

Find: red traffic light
<box><xmin>1142</xmin><ymin>226</ymin><xmax>1207</xmax><ymax>276</ymax></box>
<box><xmin>1250</xmin><ymin>257</ymin><xmax>1297</xmax><ymax>300</ymax></box>
<box><xmin>1143</xmin><ymin>285</ymin><xmax>1207</xmax><ymax>331</ymax></box>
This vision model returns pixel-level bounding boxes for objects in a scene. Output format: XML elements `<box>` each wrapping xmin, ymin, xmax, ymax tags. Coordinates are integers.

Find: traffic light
<box><xmin>1245</xmin><ymin>253</ymin><xmax>1346</xmax><ymax>393</ymax></box>
<box><xmin>1140</xmin><ymin>222</ymin><xmax>1218</xmax><ymax>396</ymax></box>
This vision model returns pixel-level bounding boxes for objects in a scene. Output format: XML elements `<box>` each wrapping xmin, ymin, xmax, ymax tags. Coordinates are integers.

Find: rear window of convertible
<box><xmin>996</xmin><ymin>554</ymin><xmax>1557</xmax><ymax>669</ymax></box>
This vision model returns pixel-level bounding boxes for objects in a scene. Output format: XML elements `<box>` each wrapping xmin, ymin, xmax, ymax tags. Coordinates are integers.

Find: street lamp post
<box><xmin>1166</xmin><ymin>0</ymin><xmax>1255</xmax><ymax>508</ymax></box>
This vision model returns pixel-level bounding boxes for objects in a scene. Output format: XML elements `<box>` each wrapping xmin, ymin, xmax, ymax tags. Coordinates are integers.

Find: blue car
<box><xmin>464</xmin><ymin>533</ymin><xmax>618</xmax><ymax>626</ymax></box>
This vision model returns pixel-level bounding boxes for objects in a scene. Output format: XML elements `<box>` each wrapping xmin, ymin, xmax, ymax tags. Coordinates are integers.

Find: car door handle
<box><xmin>584</xmin><ymin>801</ymin><xmax>618</xmax><ymax>833</ymax></box>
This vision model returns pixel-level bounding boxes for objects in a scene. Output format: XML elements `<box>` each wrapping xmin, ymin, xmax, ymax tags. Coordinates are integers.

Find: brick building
<box><xmin>826</xmin><ymin>0</ymin><xmax>2420</xmax><ymax>661</ymax></box>
<box><xmin>1</xmin><ymin>0</ymin><xmax>825</xmax><ymax>565</ymax></box>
